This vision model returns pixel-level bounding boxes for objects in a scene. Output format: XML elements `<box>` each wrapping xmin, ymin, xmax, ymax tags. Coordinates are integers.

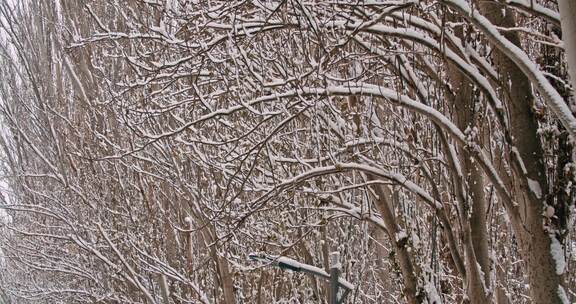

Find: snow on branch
<box><xmin>442</xmin><ymin>0</ymin><xmax>576</xmax><ymax>139</ymax></box>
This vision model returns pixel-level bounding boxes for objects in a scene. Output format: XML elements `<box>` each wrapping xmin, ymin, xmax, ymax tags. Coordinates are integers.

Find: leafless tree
<box><xmin>0</xmin><ymin>1</ymin><xmax>575</xmax><ymax>303</ymax></box>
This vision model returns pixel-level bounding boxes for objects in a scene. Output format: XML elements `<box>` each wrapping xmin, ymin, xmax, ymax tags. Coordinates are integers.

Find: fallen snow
<box><xmin>558</xmin><ymin>286</ymin><xmax>569</xmax><ymax>304</ymax></box>
<box><xmin>395</xmin><ymin>230</ymin><xmax>408</xmax><ymax>243</ymax></box>
<box><xmin>0</xmin><ymin>247</ymin><xmax>4</xmax><ymax>268</ymax></box>
<box><xmin>550</xmin><ymin>235</ymin><xmax>566</xmax><ymax>275</ymax></box>
<box><xmin>0</xmin><ymin>208</ymin><xmax>11</xmax><ymax>226</ymax></box>
<box><xmin>424</xmin><ymin>281</ymin><xmax>443</xmax><ymax>304</ymax></box>
<box><xmin>527</xmin><ymin>178</ymin><xmax>542</xmax><ymax>199</ymax></box>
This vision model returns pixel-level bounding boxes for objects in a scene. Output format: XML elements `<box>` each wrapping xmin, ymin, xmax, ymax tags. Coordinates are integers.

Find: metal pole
<box><xmin>248</xmin><ymin>252</ymin><xmax>353</xmax><ymax>303</ymax></box>
<box><xmin>329</xmin><ymin>252</ymin><xmax>340</xmax><ymax>304</ymax></box>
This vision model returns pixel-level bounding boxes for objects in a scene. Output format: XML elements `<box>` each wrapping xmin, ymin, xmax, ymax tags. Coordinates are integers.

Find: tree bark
<box><xmin>558</xmin><ymin>0</ymin><xmax>576</xmax><ymax>93</ymax></box>
<box><xmin>367</xmin><ymin>174</ymin><xmax>422</xmax><ymax>304</ymax></box>
<box><xmin>480</xmin><ymin>3</ymin><xmax>565</xmax><ymax>303</ymax></box>
<box><xmin>447</xmin><ymin>64</ymin><xmax>492</xmax><ymax>303</ymax></box>
<box><xmin>447</xmin><ymin>41</ymin><xmax>492</xmax><ymax>291</ymax></box>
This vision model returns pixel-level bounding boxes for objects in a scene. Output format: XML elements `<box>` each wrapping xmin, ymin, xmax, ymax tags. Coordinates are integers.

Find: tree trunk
<box><xmin>446</xmin><ymin>41</ymin><xmax>491</xmax><ymax>301</ymax></box>
<box><xmin>559</xmin><ymin>0</ymin><xmax>576</xmax><ymax>93</ymax></box>
<box><xmin>447</xmin><ymin>49</ymin><xmax>491</xmax><ymax>290</ymax></box>
<box><xmin>367</xmin><ymin>174</ymin><xmax>422</xmax><ymax>304</ymax></box>
<box><xmin>480</xmin><ymin>3</ymin><xmax>565</xmax><ymax>303</ymax></box>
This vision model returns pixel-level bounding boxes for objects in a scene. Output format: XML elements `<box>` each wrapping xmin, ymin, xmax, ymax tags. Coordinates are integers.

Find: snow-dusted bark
<box><xmin>479</xmin><ymin>3</ymin><xmax>567</xmax><ymax>303</ymax></box>
<box><xmin>442</xmin><ymin>0</ymin><xmax>576</xmax><ymax>139</ymax></box>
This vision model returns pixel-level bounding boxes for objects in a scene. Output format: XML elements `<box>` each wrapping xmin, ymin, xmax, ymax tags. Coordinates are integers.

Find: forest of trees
<box><xmin>0</xmin><ymin>0</ymin><xmax>575</xmax><ymax>303</ymax></box>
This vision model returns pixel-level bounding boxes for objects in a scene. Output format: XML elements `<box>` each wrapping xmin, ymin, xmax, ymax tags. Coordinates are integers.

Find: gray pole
<box><xmin>248</xmin><ymin>252</ymin><xmax>353</xmax><ymax>303</ymax></box>
<box><xmin>329</xmin><ymin>252</ymin><xmax>340</xmax><ymax>304</ymax></box>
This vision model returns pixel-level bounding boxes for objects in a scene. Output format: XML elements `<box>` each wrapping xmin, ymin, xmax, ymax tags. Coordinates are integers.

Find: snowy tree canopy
<box><xmin>0</xmin><ymin>0</ymin><xmax>575</xmax><ymax>303</ymax></box>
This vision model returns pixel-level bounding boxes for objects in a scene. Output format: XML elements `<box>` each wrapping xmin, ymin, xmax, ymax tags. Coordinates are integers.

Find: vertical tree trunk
<box><xmin>447</xmin><ymin>56</ymin><xmax>491</xmax><ymax>290</ymax></box>
<box><xmin>367</xmin><ymin>174</ymin><xmax>422</xmax><ymax>304</ymax></box>
<box><xmin>444</xmin><ymin>23</ymin><xmax>491</xmax><ymax>299</ymax></box>
<box><xmin>480</xmin><ymin>3</ymin><xmax>565</xmax><ymax>303</ymax></box>
<box><xmin>558</xmin><ymin>0</ymin><xmax>576</xmax><ymax>93</ymax></box>
<box><xmin>206</xmin><ymin>228</ymin><xmax>236</xmax><ymax>304</ymax></box>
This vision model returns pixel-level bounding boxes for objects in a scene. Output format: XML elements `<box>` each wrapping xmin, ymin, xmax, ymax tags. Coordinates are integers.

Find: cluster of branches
<box><xmin>0</xmin><ymin>0</ymin><xmax>575</xmax><ymax>303</ymax></box>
